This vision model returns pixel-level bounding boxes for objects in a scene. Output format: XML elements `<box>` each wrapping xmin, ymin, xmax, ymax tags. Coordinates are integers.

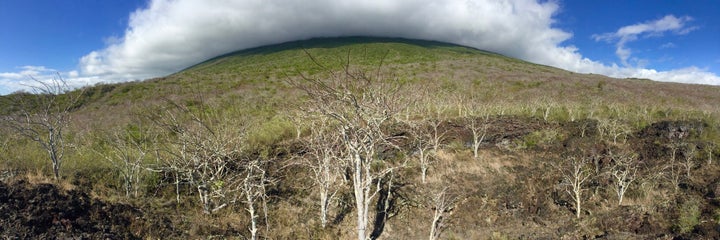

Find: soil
<box><xmin>0</xmin><ymin>180</ymin><xmax>143</xmax><ymax>239</ymax></box>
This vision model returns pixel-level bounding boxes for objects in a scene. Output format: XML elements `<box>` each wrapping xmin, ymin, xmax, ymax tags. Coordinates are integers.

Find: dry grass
<box><xmin>12</xmin><ymin>170</ymin><xmax>76</xmax><ymax>192</ymax></box>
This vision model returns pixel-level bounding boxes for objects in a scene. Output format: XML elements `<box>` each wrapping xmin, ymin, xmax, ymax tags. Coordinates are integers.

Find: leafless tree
<box><xmin>597</xmin><ymin>118</ymin><xmax>631</xmax><ymax>145</ymax></box>
<box><xmin>95</xmin><ymin>127</ymin><xmax>155</xmax><ymax>198</ymax></box>
<box><xmin>409</xmin><ymin>123</ymin><xmax>435</xmax><ymax>184</ymax></box>
<box><xmin>303</xmin><ymin>119</ymin><xmax>344</xmax><ymax>228</ymax></box>
<box><xmin>706</xmin><ymin>143</ymin><xmax>715</xmax><ymax>165</ymax></box>
<box><xmin>404</xmin><ymin>112</ymin><xmax>446</xmax><ymax>185</ymax></box>
<box><xmin>682</xmin><ymin>144</ymin><xmax>697</xmax><ymax>178</ymax></box>
<box><xmin>465</xmin><ymin>114</ymin><xmax>490</xmax><ymax>160</ymax></box>
<box><xmin>288</xmin><ymin>51</ymin><xmax>406</xmax><ymax>240</ymax></box>
<box><xmin>609</xmin><ymin>151</ymin><xmax>638</xmax><ymax>205</ymax></box>
<box><xmin>288</xmin><ymin>110</ymin><xmax>309</xmax><ymax>140</ymax></box>
<box><xmin>427</xmin><ymin>187</ymin><xmax>462</xmax><ymax>240</ymax></box>
<box><xmin>664</xmin><ymin>141</ymin><xmax>684</xmax><ymax>192</ymax></box>
<box><xmin>558</xmin><ymin>156</ymin><xmax>592</xmax><ymax>218</ymax></box>
<box><xmin>235</xmin><ymin>158</ymin><xmax>271</xmax><ymax>240</ymax></box>
<box><xmin>0</xmin><ymin>75</ymin><xmax>83</xmax><ymax>180</ymax></box>
<box><xmin>148</xmin><ymin>99</ymin><xmax>241</xmax><ymax>214</ymax></box>
<box><xmin>426</xmin><ymin>118</ymin><xmax>446</xmax><ymax>154</ymax></box>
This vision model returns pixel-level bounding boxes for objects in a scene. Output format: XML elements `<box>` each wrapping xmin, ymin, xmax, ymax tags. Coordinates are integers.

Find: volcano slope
<box><xmin>1</xmin><ymin>37</ymin><xmax>720</xmax><ymax>239</ymax></box>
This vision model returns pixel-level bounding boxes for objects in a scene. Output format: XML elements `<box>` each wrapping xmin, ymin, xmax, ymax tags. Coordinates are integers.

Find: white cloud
<box><xmin>78</xmin><ymin>0</ymin><xmax>576</xmax><ymax>82</ymax></box>
<box><xmin>0</xmin><ymin>66</ymin><xmax>95</xmax><ymax>94</ymax></box>
<box><xmin>592</xmin><ymin>15</ymin><xmax>695</xmax><ymax>66</ymax></box>
<box><xmin>660</xmin><ymin>42</ymin><xmax>676</xmax><ymax>49</ymax></box>
<box><xmin>0</xmin><ymin>72</ymin><xmax>23</xmax><ymax>79</ymax></box>
<box><xmin>2</xmin><ymin>1</ymin><xmax>719</xmax><ymax>95</ymax></box>
<box><xmin>631</xmin><ymin>67</ymin><xmax>720</xmax><ymax>85</ymax></box>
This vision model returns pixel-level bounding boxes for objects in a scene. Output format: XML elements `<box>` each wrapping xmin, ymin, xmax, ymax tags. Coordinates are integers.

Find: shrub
<box><xmin>516</xmin><ymin>129</ymin><xmax>563</xmax><ymax>149</ymax></box>
<box><xmin>246</xmin><ymin>116</ymin><xmax>295</xmax><ymax>149</ymax></box>
<box><xmin>674</xmin><ymin>199</ymin><xmax>701</xmax><ymax>234</ymax></box>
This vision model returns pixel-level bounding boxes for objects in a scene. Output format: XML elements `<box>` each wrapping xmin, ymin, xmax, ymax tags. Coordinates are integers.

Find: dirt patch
<box><xmin>0</xmin><ymin>180</ymin><xmax>143</xmax><ymax>239</ymax></box>
<box><xmin>634</xmin><ymin>120</ymin><xmax>707</xmax><ymax>162</ymax></box>
<box><xmin>444</xmin><ymin>115</ymin><xmax>550</xmax><ymax>144</ymax></box>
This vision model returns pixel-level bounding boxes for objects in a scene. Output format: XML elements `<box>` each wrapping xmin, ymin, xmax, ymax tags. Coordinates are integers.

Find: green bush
<box><xmin>674</xmin><ymin>199</ymin><xmax>701</xmax><ymax>234</ymax></box>
<box><xmin>517</xmin><ymin>129</ymin><xmax>563</xmax><ymax>149</ymax></box>
<box><xmin>246</xmin><ymin>116</ymin><xmax>295</xmax><ymax>149</ymax></box>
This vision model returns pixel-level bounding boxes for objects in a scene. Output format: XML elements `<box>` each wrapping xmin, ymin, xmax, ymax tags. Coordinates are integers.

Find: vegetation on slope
<box><xmin>1</xmin><ymin>37</ymin><xmax>720</xmax><ymax>239</ymax></box>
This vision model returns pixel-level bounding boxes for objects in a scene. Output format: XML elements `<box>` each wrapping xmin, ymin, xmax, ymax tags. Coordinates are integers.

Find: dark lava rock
<box><xmin>0</xmin><ymin>180</ymin><xmax>142</xmax><ymax>239</ymax></box>
<box><xmin>637</xmin><ymin>120</ymin><xmax>705</xmax><ymax>141</ymax></box>
<box><xmin>634</xmin><ymin>120</ymin><xmax>707</xmax><ymax>162</ymax></box>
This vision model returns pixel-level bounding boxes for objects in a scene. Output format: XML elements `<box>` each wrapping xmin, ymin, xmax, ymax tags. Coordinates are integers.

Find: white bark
<box><xmin>683</xmin><ymin>145</ymin><xmax>696</xmax><ymax>178</ymax></box>
<box><xmin>428</xmin><ymin>119</ymin><xmax>445</xmax><ymax>154</ymax></box>
<box><xmin>560</xmin><ymin>157</ymin><xmax>592</xmax><ymax>218</ymax></box>
<box><xmin>467</xmin><ymin>115</ymin><xmax>489</xmax><ymax>160</ymax></box>
<box><xmin>419</xmin><ymin>146</ymin><xmax>429</xmax><ymax>184</ymax></box>
<box><xmin>1</xmin><ymin>76</ymin><xmax>82</xmax><ymax>180</ymax></box>
<box><xmin>289</xmin><ymin>52</ymin><xmax>406</xmax><ymax>240</ymax></box>
<box><xmin>428</xmin><ymin>187</ymin><xmax>460</xmax><ymax>240</ymax></box>
<box><xmin>612</xmin><ymin>168</ymin><xmax>634</xmax><ymax>205</ymax></box>
<box><xmin>408</xmin><ymin>118</ymin><xmax>444</xmax><ymax>184</ymax></box>
<box><xmin>707</xmin><ymin>146</ymin><xmax>714</xmax><ymax>165</ymax></box>
<box><xmin>95</xmin><ymin>129</ymin><xmax>153</xmax><ymax>198</ymax></box>
<box><xmin>410</xmin><ymin>123</ymin><xmax>434</xmax><ymax>184</ymax></box>
<box><xmin>237</xmin><ymin>159</ymin><xmax>269</xmax><ymax>240</ymax></box>
<box><xmin>666</xmin><ymin>142</ymin><xmax>683</xmax><ymax>191</ymax></box>
<box><xmin>609</xmin><ymin>151</ymin><xmax>638</xmax><ymax>205</ymax></box>
<box><xmin>148</xmin><ymin>100</ymin><xmax>240</xmax><ymax>214</ymax></box>
<box><xmin>305</xmin><ymin>122</ymin><xmax>341</xmax><ymax>228</ymax></box>
<box><xmin>598</xmin><ymin>118</ymin><xmax>631</xmax><ymax>145</ymax></box>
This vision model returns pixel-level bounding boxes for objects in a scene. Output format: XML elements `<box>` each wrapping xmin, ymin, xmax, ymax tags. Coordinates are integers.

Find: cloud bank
<box><xmin>0</xmin><ymin>66</ymin><xmax>105</xmax><ymax>94</ymax></box>
<box><xmin>79</xmin><ymin>0</ymin><xmax>576</xmax><ymax>81</ymax></box>
<box><xmin>2</xmin><ymin>0</ymin><xmax>719</xmax><ymax>94</ymax></box>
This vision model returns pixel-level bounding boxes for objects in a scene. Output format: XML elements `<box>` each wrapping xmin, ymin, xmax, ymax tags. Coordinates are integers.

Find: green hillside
<box><xmin>1</xmin><ymin>37</ymin><xmax>720</xmax><ymax>239</ymax></box>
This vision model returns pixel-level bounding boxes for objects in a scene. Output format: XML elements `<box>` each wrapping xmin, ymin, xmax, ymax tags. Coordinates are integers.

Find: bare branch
<box><xmin>1</xmin><ymin>75</ymin><xmax>83</xmax><ymax>180</ymax></box>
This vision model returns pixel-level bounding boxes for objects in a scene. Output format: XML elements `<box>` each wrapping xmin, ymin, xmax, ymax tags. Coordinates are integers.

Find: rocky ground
<box><xmin>1</xmin><ymin>118</ymin><xmax>719</xmax><ymax>239</ymax></box>
<box><xmin>0</xmin><ymin>179</ymin><xmax>146</xmax><ymax>239</ymax></box>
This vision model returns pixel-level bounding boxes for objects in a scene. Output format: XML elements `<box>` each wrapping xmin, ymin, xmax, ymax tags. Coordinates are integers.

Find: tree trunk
<box><xmin>50</xmin><ymin>150</ymin><xmax>60</xmax><ymax>180</ymax></box>
<box><xmin>247</xmin><ymin>192</ymin><xmax>257</xmax><ymax>240</ymax></box>
<box><xmin>52</xmin><ymin>160</ymin><xmax>60</xmax><ymax>180</ymax></box>
<box><xmin>198</xmin><ymin>184</ymin><xmax>211</xmax><ymax>214</ymax></box>
<box><xmin>174</xmin><ymin>172</ymin><xmax>181</xmax><ymax>204</ymax></box>
<box><xmin>575</xmin><ymin>191</ymin><xmax>581</xmax><ymax>219</ymax></box>
<box><xmin>320</xmin><ymin>188</ymin><xmax>329</xmax><ymax>228</ymax></box>
<box><xmin>418</xmin><ymin>147</ymin><xmax>429</xmax><ymax>184</ymax></box>
<box><xmin>429</xmin><ymin>214</ymin><xmax>439</xmax><ymax>240</ymax></box>
<box><xmin>421</xmin><ymin>164</ymin><xmax>427</xmax><ymax>184</ymax></box>
<box><xmin>353</xmin><ymin>153</ymin><xmax>367</xmax><ymax>240</ymax></box>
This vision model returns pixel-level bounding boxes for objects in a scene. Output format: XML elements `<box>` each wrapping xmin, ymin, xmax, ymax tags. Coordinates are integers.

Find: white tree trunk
<box><xmin>708</xmin><ymin>148</ymin><xmax>713</xmax><ymax>165</ymax></box>
<box><xmin>353</xmin><ymin>152</ymin><xmax>367</xmax><ymax>240</ymax></box>
<box><xmin>574</xmin><ymin>190</ymin><xmax>581</xmax><ymax>218</ymax></box>
<box><xmin>198</xmin><ymin>184</ymin><xmax>211</xmax><ymax>214</ymax></box>
<box><xmin>246</xmin><ymin>191</ymin><xmax>257</xmax><ymax>240</ymax></box>
<box><xmin>320</xmin><ymin>189</ymin><xmax>329</xmax><ymax>228</ymax></box>
<box><xmin>419</xmin><ymin>148</ymin><xmax>428</xmax><ymax>184</ymax></box>
<box><xmin>429</xmin><ymin>213</ymin><xmax>440</xmax><ymax>240</ymax></box>
<box><xmin>562</xmin><ymin>157</ymin><xmax>591</xmax><ymax>219</ymax></box>
<box><xmin>472</xmin><ymin>129</ymin><xmax>486</xmax><ymax>160</ymax></box>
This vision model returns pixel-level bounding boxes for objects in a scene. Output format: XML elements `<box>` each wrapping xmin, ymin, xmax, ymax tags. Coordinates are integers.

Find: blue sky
<box><xmin>556</xmin><ymin>1</ymin><xmax>719</xmax><ymax>73</ymax></box>
<box><xmin>0</xmin><ymin>0</ymin><xmax>145</xmax><ymax>71</ymax></box>
<box><xmin>0</xmin><ymin>0</ymin><xmax>718</xmax><ymax>94</ymax></box>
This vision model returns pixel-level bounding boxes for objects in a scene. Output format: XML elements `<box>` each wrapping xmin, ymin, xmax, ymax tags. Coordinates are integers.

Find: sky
<box><xmin>0</xmin><ymin>0</ymin><xmax>718</xmax><ymax>95</ymax></box>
